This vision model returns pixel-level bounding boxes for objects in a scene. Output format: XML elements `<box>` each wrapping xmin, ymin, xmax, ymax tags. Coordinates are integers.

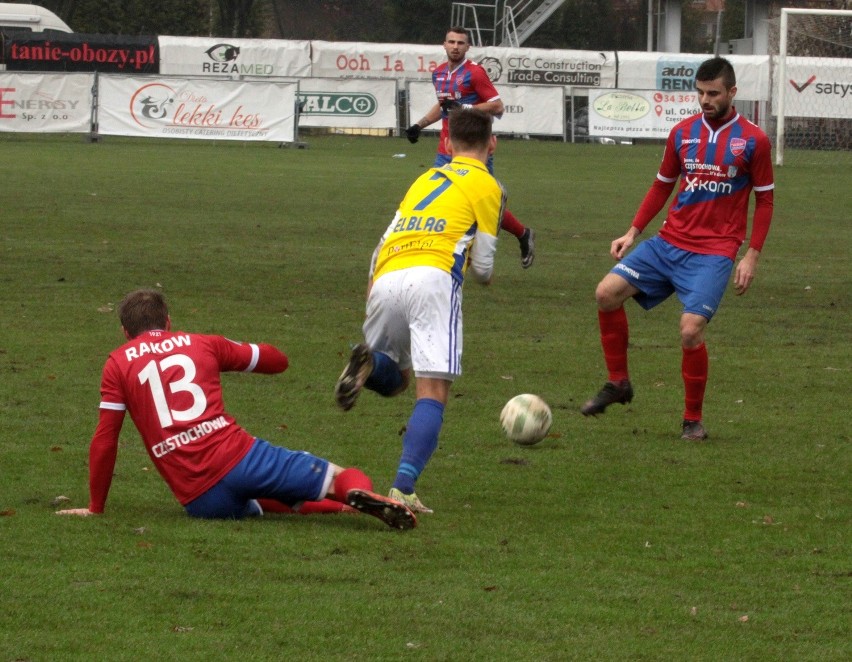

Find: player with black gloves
<box><xmin>402</xmin><ymin>26</ymin><xmax>536</xmax><ymax>269</ymax></box>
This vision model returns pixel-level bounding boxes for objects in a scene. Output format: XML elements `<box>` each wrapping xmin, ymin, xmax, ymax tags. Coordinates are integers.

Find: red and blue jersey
<box><xmin>432</xmin><ymin>59</ymin><xmax>500</xmax><ymax>156</ymax></box>
<box><xmin>649</xmin><ymin>110</ymin><xmax>774</xmax><ymax>260</ymax></box>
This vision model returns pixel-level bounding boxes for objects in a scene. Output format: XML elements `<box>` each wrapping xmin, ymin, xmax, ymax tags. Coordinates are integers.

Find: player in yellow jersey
<box><xmin>335</xmin><ymin>108</ymin><xmax>505</xmax><ymax>513</ymax></box>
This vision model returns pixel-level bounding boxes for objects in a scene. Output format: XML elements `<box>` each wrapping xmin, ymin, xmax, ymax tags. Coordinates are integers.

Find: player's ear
<box><xmin>488</xmin><ymin>135</ymin><xmax>497</xmax><ymax>155</ymax></box>
<box><xmin>729</xmin><ymin>85</ymin><xmax>737</xmax><ymax>99</ymax></box>
<box><xmin>121</xmin><ymin>326</ymin><xmax>132</xmax><ymax>340</ymax></box>
<box><xmin>447</xmin><ymin>139</ymin><xmax>455</xmax><ymax>156</ymax></box>
<box><xmin>166</xmin><ymin>316</ymin><xmax>172</xmax><ymax>331</ymax></box>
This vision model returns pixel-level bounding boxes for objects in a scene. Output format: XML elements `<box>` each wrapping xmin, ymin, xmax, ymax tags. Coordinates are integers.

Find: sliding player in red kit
<box><xmin>56</xmin><ymin>289</ymin><xmax>416</xmax><ymax>530</ymax></box>
<box><xmin>581</xmin><ymin>57</ymin><xmax>774</xmax><ymax>440</ymax></box>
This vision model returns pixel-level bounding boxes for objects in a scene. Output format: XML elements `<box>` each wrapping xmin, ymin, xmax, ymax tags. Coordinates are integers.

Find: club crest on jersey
<box><xmin>729</xmin><ymin>137</ymin><xmax>747</xmax><ymax>156</ymax></box>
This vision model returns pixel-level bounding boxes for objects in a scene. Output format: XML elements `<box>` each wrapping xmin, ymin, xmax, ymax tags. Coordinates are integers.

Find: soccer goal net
<box><xmin>769</xmin><ymin>8</ymin><xmax>852</xmax><ymax>165</ymax></box>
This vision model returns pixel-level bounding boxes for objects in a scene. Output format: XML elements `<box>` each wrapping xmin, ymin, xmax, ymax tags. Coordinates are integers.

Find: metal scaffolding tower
<box><xmin>451</xmin><ymin>0</ymin><xmax>567</xmax><ymax>47</ymax></box>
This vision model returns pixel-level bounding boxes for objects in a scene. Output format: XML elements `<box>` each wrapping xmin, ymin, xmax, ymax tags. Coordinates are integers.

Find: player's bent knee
<box><xmin>679</xmin><ymin>317</ymin><xmax>707</xmax><ymax>347</ymax></box>
<box><xmin>595</xmin><ymin>278</ymin><xmax>629</xmax><ymax>310</ymax></box>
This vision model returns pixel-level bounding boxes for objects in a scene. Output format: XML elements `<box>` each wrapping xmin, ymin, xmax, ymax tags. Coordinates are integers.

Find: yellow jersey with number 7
<box><xmin>372</xmin><ymin>156</ymin><xmax>505</xmax><ymax>284</ymax></box>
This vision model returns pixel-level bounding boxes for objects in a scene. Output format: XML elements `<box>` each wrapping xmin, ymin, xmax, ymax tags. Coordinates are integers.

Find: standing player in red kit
<box><xmin>580</xmin><ymin>57</ymin><xmax>775</xmax><ymax>440</ymax></box>
<box><xmin>404</xmin><ymin>26</ymin><xmax>536</xmax><ymax>268</ymax></box>
<box><xmin>56</xmin><ymin>289</ymin><xmax>416</xmax><ymax>529</ymax></box>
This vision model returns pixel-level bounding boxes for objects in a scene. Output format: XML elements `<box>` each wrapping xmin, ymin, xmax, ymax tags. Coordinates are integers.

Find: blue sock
<box><xmin>365</xmin><ymin>351</ymin><xmax>404</xmax><ymax>396</ymax></box>
<box><xmin>392</xmin><ymin>398</ymin><xmax>445</xmax><ymax>494</ymax></box>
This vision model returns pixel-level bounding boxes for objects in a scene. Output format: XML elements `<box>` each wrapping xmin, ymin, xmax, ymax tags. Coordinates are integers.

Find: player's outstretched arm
<box><xmin>56</xmin><ymin>408</ymin><xmax>123</xmax><ymax>516</ymax></box>
<box><xmin>252</xmin><ymin>344</ymin><xmax>289</xmax><ymax>373</ymax></box>
<box><xmin>216</xmin><ymin>337</ymin><xmax>288</xmax><ymax>374</ymax></box>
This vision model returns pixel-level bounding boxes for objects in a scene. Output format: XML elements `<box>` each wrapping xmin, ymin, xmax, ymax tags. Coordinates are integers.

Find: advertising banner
<box><xmin>97</xmin><ymin>75</ymin><xmax>297</xmax><ymax>142</ymax></box>
<box><xmin>297</xmin><ymin>78</ymin><xmax>397</xmax><ymax>129</ymax></box>
<box><xmin>0</xmin><ymin>72</ymin><xmax>93</xmax><ymax>132</ymax></box>
<box><xmin>772</xmin><ymin>56</ymin><xmax>852</xmax><ymax>119</ymax></box>
<box><xmin>408</xmin><ymin>81</ymin><xmax>564</xmax><ymax>136</ymax></box>
<box><xmin>616</xmin><ymin>52</ymin><xmax>770</xmax><ymax>101</ymax></box>
<box><xmin>4</xmin><ymin>34</ymin><xmax>158</xmax><ymax>73</ymax></box>
<box><xmin>310</xmin><ymin>41</ymin><xmax>616</xmax><ymax>88</ymax></box>
<box><xmin>310</xmin><ymin>41</ymin><xmax>440</xmax><ymax>81</ymax></box>
<box><xmin>588</xmin><ymin>89</ymin><xmax>698</xmax><ymax>139</ymax></box>
<box><xmin>474</xmin><ymin>46</ymin><xmax>615</xmax><ymax>88</ymax></box>
<box><xmin>158</xmin><ymin>36</ymin><xmax>311</xmax><ymax>78</ymax></box>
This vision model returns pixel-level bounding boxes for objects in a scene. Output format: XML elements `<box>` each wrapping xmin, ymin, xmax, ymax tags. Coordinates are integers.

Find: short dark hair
<box><xmin>696</xmin><ymin>56</ymin><xmax>736</xmax><ymax>89</ymax></box>
<box><xmin>446</xmin><ymin>26</ymin><xmax>470</xmax><ymax>42</ymax></box>
<box><xmin>447</xmin><ymin>107</ymin><xmax>492</xmax><ymax>150</ymax></box>
<box><xmin>118</xmin><ymin>289</ymin><xmax>169</xmax><ymax>338</ymax></box>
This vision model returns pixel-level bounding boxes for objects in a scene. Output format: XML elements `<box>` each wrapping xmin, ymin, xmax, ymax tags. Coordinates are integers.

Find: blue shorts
<box><xmin>434</xmin><ymin>152</ymin><xmax>494</xmax><ymax>174</ymax></box>
<box><xmin>184</xmin><ymin>439</ymin><xmax>333</xmax><ymax>519</ymax></box>
<box><xmin>612</xmin><ymin>236</ymin><xmax>734</xmax><ymax>319</ymax></box>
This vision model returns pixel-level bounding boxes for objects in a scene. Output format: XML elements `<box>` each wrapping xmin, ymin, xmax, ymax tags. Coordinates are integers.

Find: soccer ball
<box><xmin>500</xmin><ymin>394</ymin><xmax>553</xmax><ymax>446</ymax></box>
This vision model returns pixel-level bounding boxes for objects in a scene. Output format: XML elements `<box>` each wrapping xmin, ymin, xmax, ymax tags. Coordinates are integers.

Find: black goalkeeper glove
<box><xmin>404</xmin><ymin>124</ymin><xmax>421</xmax><ymax>144</ymax></box>
<box><xmin>440</xmin><ymin>98</ymin><xmax>462</xmax><ymax>114</ymax></box>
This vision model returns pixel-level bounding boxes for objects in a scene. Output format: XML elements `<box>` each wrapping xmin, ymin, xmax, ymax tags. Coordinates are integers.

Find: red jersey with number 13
<box><xmin>98</xmin><ymin>330</ymin><xmax>287</xmax><ymax>504</ymax></box>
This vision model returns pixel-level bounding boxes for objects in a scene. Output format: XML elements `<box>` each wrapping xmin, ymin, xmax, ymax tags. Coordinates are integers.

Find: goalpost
<box><xmin>772</xmin><ymin>7</ymin><xmax>852</xmax><ymax>166</ymax></box>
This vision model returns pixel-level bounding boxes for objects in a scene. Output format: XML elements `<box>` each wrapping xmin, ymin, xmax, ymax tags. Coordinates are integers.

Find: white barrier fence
<box><xmin>0</xmin><ymin>71</ymin><xmax>570</xmax><ymax>140</ymax></box>
<box><xmin>0</xmin><ymin>70</ymin><xmax>759</xmax><ymax>143</ymax></box>
<box><xmin>4</xmin><ymin>35</ymin><xmax>850</xmax><ymax>146</ymax></box>
<box><xmin>8</xmin><ymin>56</ymin><xmax>845</xmax><ymax>142</ymax></box>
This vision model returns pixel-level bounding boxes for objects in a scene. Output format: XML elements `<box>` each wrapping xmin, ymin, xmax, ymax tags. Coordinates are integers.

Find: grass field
<box><xmin>0</xmin><ymin>133</ymin><xmax>849</xmax><ymax>661</ymax></box>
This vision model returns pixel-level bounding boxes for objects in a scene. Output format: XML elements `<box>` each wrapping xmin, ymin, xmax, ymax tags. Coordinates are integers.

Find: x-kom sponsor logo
<box><xmin>298</xmin><ymin>92</ymin><xmax>377</xmax><ymax>116</ymax></box>
<box><xmin>684</xmin><ymin>176</ymin><xmax>732</xmax><ymax>194</ymax></box>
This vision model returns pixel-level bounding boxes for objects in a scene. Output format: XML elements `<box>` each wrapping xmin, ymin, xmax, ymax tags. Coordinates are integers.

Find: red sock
<box><xmin>257</xmin><ymin>498</ymin><xmax>355</xmax><ymax>515</ymax></box>
<box><xmin>332</xmin><ymin>467</ymin><xmax>373</xmax><ymax>501</ymax></box>
<box><xmin>599</xmin><ymin>308</ymin><xmax>629</xmax><ymax>382</ymax></box>
<box><xmin>501</xmin><ymin>209</ymin><xmax>525</xmax><ymax>239</ymax></box>
<box><xmin>295</xmin><ymin>499</ymin><xmax>355</xmax><ymax>515</ymax></box>
<box><xmin>256</xmin><ymin>499</ymin><xmax>295</xmax><ymax>514</ymax></box>
<box><xmin>682</xmin><ymin>343</ymin><xmax>708</xmax><ymax>421</ymax></box>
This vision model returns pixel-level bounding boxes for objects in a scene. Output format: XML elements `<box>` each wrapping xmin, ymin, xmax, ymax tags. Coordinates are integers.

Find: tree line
<box><xmin>26</xmin><ymin>0</ymin><xmax>763</xmax><ymax>54</ymax></box>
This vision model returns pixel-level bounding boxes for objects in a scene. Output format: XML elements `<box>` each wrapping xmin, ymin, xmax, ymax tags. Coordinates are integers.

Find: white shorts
<box><xmin>364</xmin><ymin>266</ymin><xmax>463</xmax><ymax>380</ymax></box>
